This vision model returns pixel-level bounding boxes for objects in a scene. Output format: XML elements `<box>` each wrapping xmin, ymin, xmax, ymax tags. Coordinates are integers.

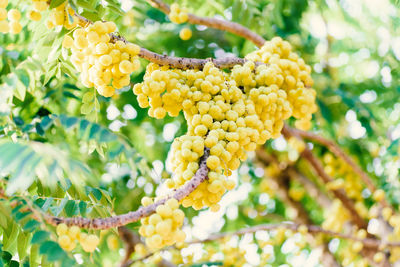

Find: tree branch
<box><xmin>73</xmin><ymin>13</ymin><xmax>255</xmax><ymax>69</ymax></box>
<box><xmin>285</xmin><ymin>125</ymin><xmax>391</xmax><ymax>208</ymax></box>
<box><xmin>188</xmin><ymin>222</ymin><xmax>400</xmax><ymax>248</ymax></box>
<box><xmin>43</xmin><ymin>148</ymin><xmax>210</xmax><ymax>229</ymax></box>
<box><xmin>255</xmin><ymin>149</ymin><xmax>340</xmax><ymax>267</ymax></box>
<box><xmin>282</xmin><ymin>127</ymin><xmax>368</xmax><ymax>230</ymax></box>
<box><xmin>146</xmin><ymin>0</ymin><xmax>266</xmax><ymax>48</ymax></box>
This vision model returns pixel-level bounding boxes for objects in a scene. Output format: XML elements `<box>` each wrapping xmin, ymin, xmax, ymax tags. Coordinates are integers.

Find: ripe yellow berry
<box><xmin>373</xmin><ymin>189</ymin><xmax>385</xmax><ymax>202</ymax></box>
<box><xmin>156</xmin><ymin>205</ymin><xmax>172</xmax><ymax>218</ymax></box>
<box><xmin>68</xmin><ymin>226</ymin><xmax>81</xmax><ymax>240</ymax></box>
<box><xmin>97</xmin><ymin>86</ymin><xmax>115</xmax><ymax>97</ymax></box>
<box><xmin>0</xmin><ymin>0</ymin><xmax>7</xmax><ymax>9</ymax></box>
<box><xmin>0</xmin><ymin>8</ymin><xmax>6</xmax><ymax>21</ymax></box>
<box><xmin>9</xmin><ymin>21</ymin><xmax>22</xmax><ymax>34</ymax></box>
<box><xmin>206</xmin><ymin>156</ymin><xmax>220</xmax><ymax>170</ymax></box>
<box><xmin>99</xmin><ymin>55</ymin><xmax>112</xmax><ymax>66</ymax></box>
<box><xmin>56</xmin><ymin>223</ymin><xmax>69</xmax><ymax>236</ymax></box>
<box><xmin>0</xmin><ymin>20</ymin><xmax>9</xmax><ymax>33</ymax></box>
<box><xmin>373</xmin><ymin>252</ymin><xmax>384</xmax><ymax>263</ymax></box>
<box><xmin>28</xmin><ymin>10</ymin><xmax>42</xmax><ymax>21</ymax></box>
<box><xmin>33</xmin><ymin>1</ymin><xmax>48</xmax><ymax>12</ymax></box>
<box><xmin>7</xmin><ymin>9</ymin><xmax>20</xmax><ymax>21</ymax></box>
<box><xmin>62</xmin><ymin>35</ymin><xmax>74</xmax><ymax>48</ymax></box>
<box><xmin>58</xmin><ymin>235</ymin><xmax>72</xmax><ymax>249</ymax></box>
<box><xmin>179</xmin><ymin>28</ymin><xmax>192</xmax><ymax>40</ymax></box>
<box><xmin>107</xmin><ymin>235</ymin><xmax>119</xmax><ymax>250</ymax></box>
<box><xmin>81</xmin><ymin>234</ymin><xmax>99</xmax><ymax>253</ymax></box>
<box><xmin>119</xmin><ymin>60</ymin><xmax>133</xmax><ymax>74</ymax></box>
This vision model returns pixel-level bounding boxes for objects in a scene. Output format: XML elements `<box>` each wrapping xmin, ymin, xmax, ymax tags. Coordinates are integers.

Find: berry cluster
<box><xmin>323</xmin><ymin>153</ymin><xmax>364</xmax><ymax>201</ymax></box>
<box><xmin>246</xmin><ymin>37</ymin><xmax>317</xmax><ymax>130</ymax></box>
<box><xmin>56</xmin><ymin>223</ymin><xmax>100</xmax><ymax>253</ymax></box>
<box><xmin>132</xmin><ymin>37</ymin><xmax>316</xmax><ymax>211</ymax></box>
<box><xmin>46</xmin><ymin>2</ymin><xmax>77</xmax><ymax>30</ymax></box>
<box><xmin>321</xmin><ymin>199</ymin><xmax>350</xmax><ymax>232</ymax></box>
<box><xmin>139</xmin><ymin>198</ymin><xmax>186</xmax><ymax>249</ymax></box>
<box><xmin>169</xmin><ymin>3</ymin><xmax>188</xmax><ymax>24</ymax></box>
<box><xmin>0</xmin><ymin>0</ymin><xmax>22</xmax><ymax>34</ymax></box>
<box><xmin>63</xmin><ymin>21</ymin><xmax>141</xmax><ymax>97</ymax></box>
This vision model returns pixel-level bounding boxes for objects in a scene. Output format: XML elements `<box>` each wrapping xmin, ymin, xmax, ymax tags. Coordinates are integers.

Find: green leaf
<box><xmin>49</xmin><ymin>0</ymin><xmax>67</xmax><ymax>9</ymax></box>
<box><xmin>17</xmin><ymin>231</ymin><xmax>30</xmax><ymax>260</ymax></box>
<box><xmin>29</xmin><ymin>245</ymin><xmax>39</xmax><ymax>267</ymax></box>
<box><xmin>24</xmin><ymin>220</ymin><xmax>40</xmax><ymax>232</ymax></box>
<box><xmin>78</xmin><ymin>201</ymin><xmax>87</xmax><ymax>216</ymax></box>
<box><xmin>39</xmin><ymin>241</ymin><xmax>66</xmax><ymax>261</ymax></box>
<box><xmin>1</xmin><ymin>251</ymin><xmax>12</xmax><ymax>263</ymax></box>
<box><xmin>31</xmin><ymin>231</ymin><xmax>50</xmax><ymax>244</ymax></box>
<box><xmin>82</xmin><ymin>92</ymin><xmax>94</xmax><ymax>103</ymax></box>
<box><xmin>64</xmin><ymin>200</ymin><xmax>78</xmax><ymax>217</ymax></box>
<box><xmin>91</xmin><ymin>188</ymin><xmax>102</xmax><ymax>201</ymax></box>
<box><xmin>23</xmin><ymin>220</ymin><xmax>40</xmax><ymax>232</ymax></box>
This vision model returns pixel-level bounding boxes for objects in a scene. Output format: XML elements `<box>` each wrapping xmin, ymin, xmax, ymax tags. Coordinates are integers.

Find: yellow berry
<box><xmin>28</xmin><ymin>10</ymin><xmax>41</xmax><ymax>21</ymax></box>
<box><xmin>56</xmin><ymin>223</ymin><xmax>69</xmax><ymax>236</ymax></box>
<box><xmin>179</xmin><ymin>28</ymin><xmax>192</xmax><ymax>40</ymax></box>
<box><xmin>62</xmin><ymin>35</ymin><xmax>74</xmax><ymax>48</ymax></box>
<box><xmin>9</xmin><ymin>21</ymin><xmax>22</xmax><ymax>34</ymax></box>
<box><xmin>107</xmin><ymin>235</ymin><xmax>119</xmax><ymax>250</ymax></box>
<box><xmin>0</xmin><ymin>8</ymin><xmax>6</xmax><ymax>21</ymax></box>
<box><xmin>0</xmin><ymin>20</ymin><xmax>9</xmax><ymax>33</ymax></box>
<box><xmin>8</xmin><ymin>9</ymin><xmax>21</xmax><ymax>21</ymax></box>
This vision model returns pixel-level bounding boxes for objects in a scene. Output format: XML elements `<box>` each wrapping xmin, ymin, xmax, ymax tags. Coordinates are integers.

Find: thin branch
<box><xmin>188</xmin><ymin>222</ymin><xmax>400</xmax><ymax>248</ymax></box>
<box><xmin>285</xmin><ymin>125</ymin><xmax>391</xmax><ymax>208</ymax></box>
<box><xmin>43</xmin><ymin>148</ymin><xmax>210</xmax><ymax>229</ymax></box>
<box><xmin>74</xmin><ymin>13</ymin><xmax>255</xmax><ymax>69</ymax></box>
<box><xmin>282</xmin><ymin>127</ymin><xmax>368</xmax><ymax>230</ymax></box>
<box><xmin>146</xmin><ymin>0</ymin><xmax>266</xmax><ymax>48</ymax></box>
<box><xmin>255</xmin><ymin>149</ymin><xmax>340</xmax><ymax>267</ymax></box>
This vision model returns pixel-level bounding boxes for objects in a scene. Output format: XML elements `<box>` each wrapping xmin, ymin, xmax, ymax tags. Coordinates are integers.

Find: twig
<box><xmin>73</xmin><ymin>13</ymin><xmax>257</xmax><ymax>69</ymax></box>
<box><xmin>285</xmin><ymin>126</ymin><xmax>391</xmax><ymax>208</ymax></box>
<box><xmin>43</xmin><ymin>149</ymin><xmax>210</xmax><ymax>229</ymax></box>
<box><xmin>187</xmin><ymin>222</ymin><xmax>400</xmax><ymax>248</ymax></box>
<box><xmin>146</xmin><ymin>0</ymin><xmax>266</xmax><ymax>48</ymax></box>
<box><xmin>255</xmin><ymin>149</ymin><xmax>340</xmax><ymax>267</ymax></box>
<box><xmin>282</xmin><ymin>127</ymin><xmax>368</xmax><ymax>230</ymax></box>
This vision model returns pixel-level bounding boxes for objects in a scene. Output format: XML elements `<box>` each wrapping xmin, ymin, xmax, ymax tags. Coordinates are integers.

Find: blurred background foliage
<box><xmin>0</xmin><ymin>0</ymin><xmax>400</xmax><ymax>266</ymax></box>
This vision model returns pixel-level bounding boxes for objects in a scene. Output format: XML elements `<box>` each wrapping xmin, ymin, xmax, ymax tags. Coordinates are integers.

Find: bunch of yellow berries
<box><xmin>56</xmin><ymin>223</ymin><xmax>100</xmax><ymax>253</ymax></box>
<box><xmin>63</xmin><ymin>21</ymin><xmax>141</xmax><ymax>97</ymax></box>
<box><xmin>27</xmin><ymin>0</ymin><xmax>48</xmax><ymax>21</ymax></box>
<box><xmin>0</xmin><ymin>0</ymin><xmax>22</xmax><ymax>34</ymax></box>
<box><xmin>246</xmin><ymin>37</ymin><xmax>317</xmax><ymax>131</ymax></box>
<box><xmin>139</xmin><ymin>198</ymin><xmax>186</xmax><ymax>249</ymax></box>
<box><xmin>46</xmin><ymin>2</ymin><xmax>77</xmax><ymax>30</ymax></box>
<box><xmin>321</xmin><ymin>199</ymin><xmax>350</xmax><ymax>232</ymax></box>
<box><xmin>132</xmin><ymin>37</ymin><xmax>316</xmax><ymax>211</ymax></box>
<box><xmin>169</xmin><ymin>3</ymin><xmax>188</xmax><ymax>24</ymax></box>
<box><xmin>323</xmin><ymin>153</ymin><xmax>364</xmax><ymax>201</ymax></box>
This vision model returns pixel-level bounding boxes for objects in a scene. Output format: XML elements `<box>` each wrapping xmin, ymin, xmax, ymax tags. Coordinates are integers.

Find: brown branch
<box><xmin>282</xmin><ymin>127</ymin><xmax>368</xmax><ymax>230</ymax></box>
<box><xmin>146</xmin><ymin>0</ymin><xmax>266</xmax><ymax>48</ymax></box>
<box><xmin>74</xmin><ymin>13</ymin><xmax>257</xmax><ymax>69</ymax></box>
<box><xmin>286</xmin><ymin>125</ymin><xmax>391</xmax><ymax>208</ymax></box>
<box><xmin>43</xmin><ymin>148</ymin><xmax>210</xmax><ymax>229</ymax></box>
<box><xmin>188</xmin><ymin>222</ymin><xmax>400</xmax><ymax>248</ymax></box>
<box><xmin>255</xmin><ymin>149</ymin><xmax>340</xmax><ymax>267</ymax></box>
